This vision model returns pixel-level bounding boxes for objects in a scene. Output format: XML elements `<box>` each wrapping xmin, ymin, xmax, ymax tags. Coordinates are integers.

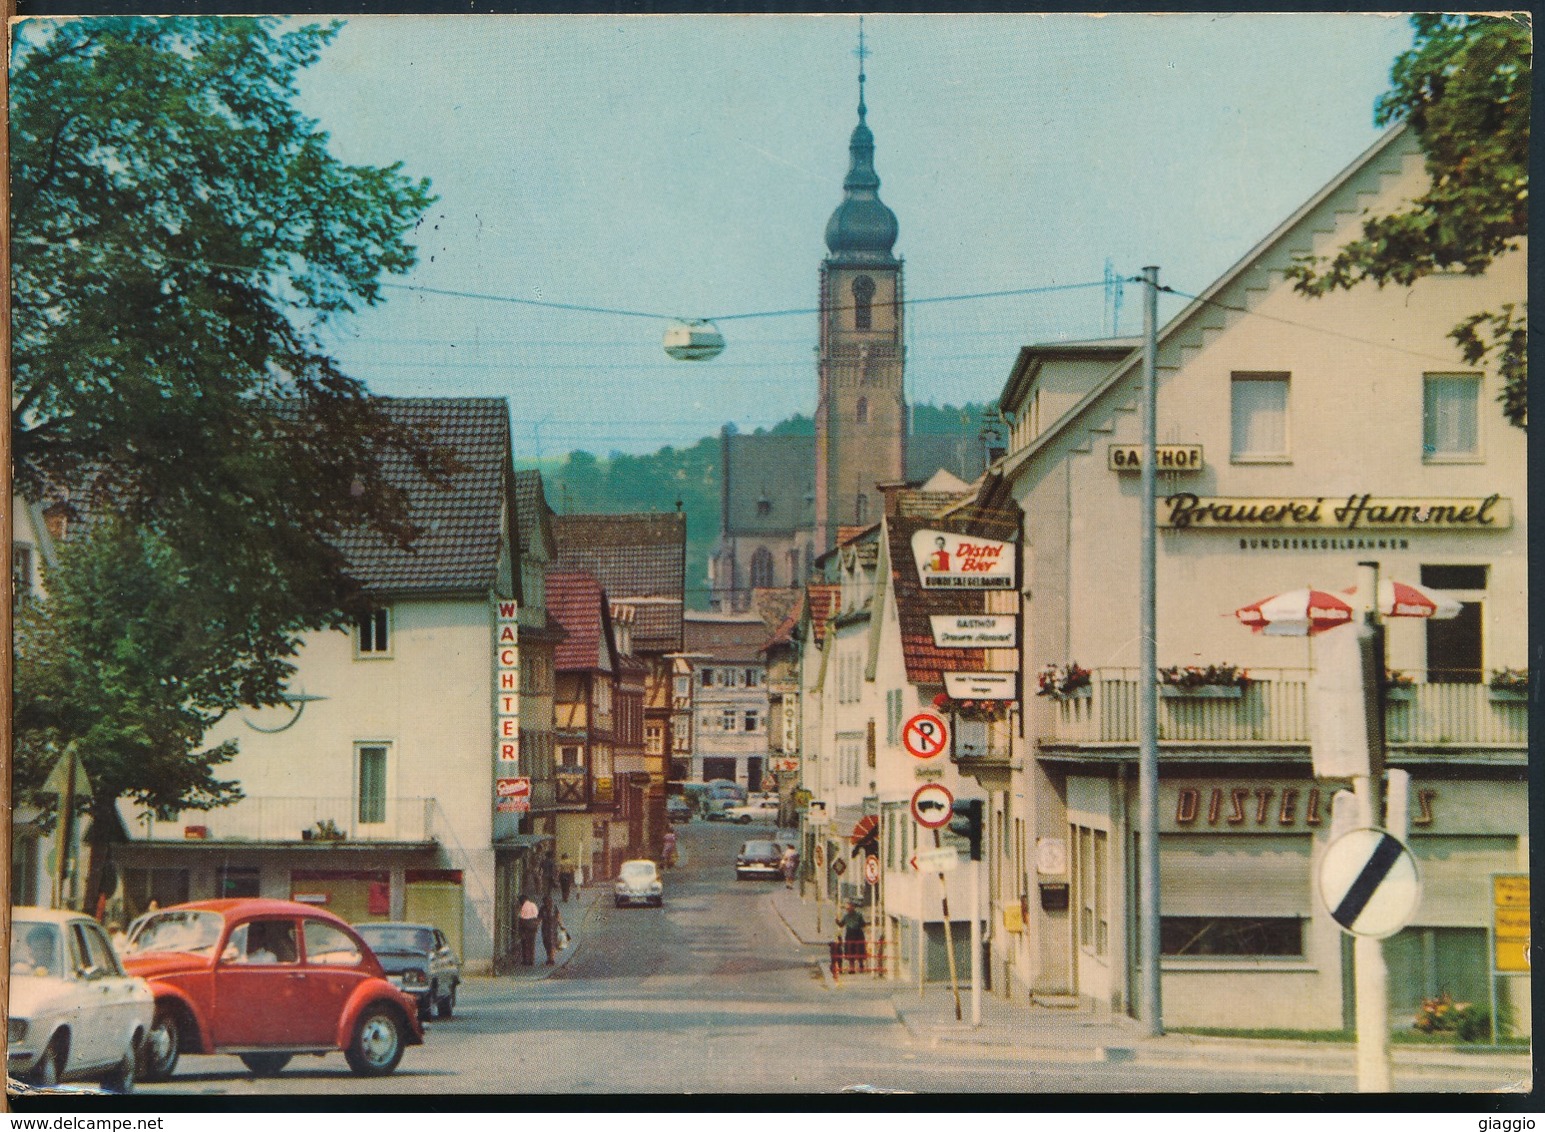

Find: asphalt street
<box><xmin>127</xmin><ymin>820</ymin><xmax>1495</xmax><ymax>1098</ymax></box>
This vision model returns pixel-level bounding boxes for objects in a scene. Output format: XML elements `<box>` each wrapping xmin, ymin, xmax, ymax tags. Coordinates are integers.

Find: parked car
<box><xmin>735</xmin><ymin>839</ymin><xmax>786</xmax><ymax>880</ymax></box>
<box><xmin>353</xmin><ymin>922</ymin><xmax>461</xmax><ymax>1021</ymax></box>
<box><xmin>613</xmin><ymin>859</ymin><xmax>663</xmax><ymax>907</ymax></box>
<box><xmin>723</xmin><ymin>795</ymin><xmax>780</xmax><ymax>824</ymax></box>
<box><xmin>8</xmin><ymin>907</ymin><xmax>153</xmax><ymax>1091</ymax></box>
<box><xmin>122</xmin><ymin>898</ymin><xmax>423</xmax><ymax>1080</ymax></box>
<box><xmin>665</xmin><ymin>795</ymin><xmax>692</xmax><ymax>823</ymax></box>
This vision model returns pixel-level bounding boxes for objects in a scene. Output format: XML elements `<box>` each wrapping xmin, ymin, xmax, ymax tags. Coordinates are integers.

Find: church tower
<box><xmin>814</xmin><ymin>30</ymin><xmax>905</xmax><ymax>554</ymax></box>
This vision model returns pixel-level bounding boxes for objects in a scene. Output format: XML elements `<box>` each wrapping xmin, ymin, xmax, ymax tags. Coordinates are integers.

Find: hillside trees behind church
<box><xmin>10</xmin><ymin>17</ymin><xmax>447</xmax><ymax>909</ymax></box>
<box><xmin>1286</xmin><ymin>14</ymin><xmax>1529</xmax><ymax>428</ymax></box>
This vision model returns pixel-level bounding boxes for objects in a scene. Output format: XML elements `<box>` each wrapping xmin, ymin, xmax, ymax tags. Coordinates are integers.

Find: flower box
<box><xmin>1159</xmin><ymin>684</ymin><xmax>1243</xmax><ymax>700</ymax></box>
<box><xmin>1063</xmin><ymin>685</ymin><xmax>1092</xmax><ymax>701</ymax></box>
<box><xmin>1488</xmin><ymin>688</ymin><xmax>1528</xmax><ymax>703</ymax></box>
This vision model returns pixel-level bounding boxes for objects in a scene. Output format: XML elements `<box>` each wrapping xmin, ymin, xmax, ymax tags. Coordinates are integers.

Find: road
<box><xmin>131</xmin><ymin>820</ymin><xmax>1467</xmax><ymax>1097</ymax></box>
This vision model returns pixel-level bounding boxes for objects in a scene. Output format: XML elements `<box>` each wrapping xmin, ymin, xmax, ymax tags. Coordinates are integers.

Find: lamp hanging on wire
<box><xmin>663</xmin><ymin>319</ymin><xmax>725</xmax><ymax>361</ymax></box>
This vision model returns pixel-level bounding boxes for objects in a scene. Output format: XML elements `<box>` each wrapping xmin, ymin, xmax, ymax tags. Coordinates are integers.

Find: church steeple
<box><xmin>825</xmin><ymin>18</ymin><xmax>898</xmax><ymax>264</ymax></box>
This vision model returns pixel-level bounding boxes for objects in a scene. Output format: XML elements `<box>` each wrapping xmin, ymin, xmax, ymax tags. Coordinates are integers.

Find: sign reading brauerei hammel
<box><xmin>930</xmin><ymin>614</ymin><xmax>1018</xmax><ymax>649</ymax></box>
<box><xmin>1160</xmin><ymin>493</ymin><xmax>1511</xmax><ymax>530</ymax></box>
<box><xmin>912</xmin><ymin>529</ymin><xmax>1016</xmax><ymax>589</ymax></box>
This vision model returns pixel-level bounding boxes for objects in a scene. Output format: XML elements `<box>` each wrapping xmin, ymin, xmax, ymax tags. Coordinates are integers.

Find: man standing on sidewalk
<box><xmin>517</xmin><ymin>893</ymin><xmax>541</xmax><ymax>966</ymax></box>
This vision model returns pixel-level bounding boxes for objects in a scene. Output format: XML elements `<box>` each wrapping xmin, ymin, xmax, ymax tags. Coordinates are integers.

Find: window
<box><xmin>357</xmin><ymin>744</ymin><xmax>388</xmax><ymax>825</ymax></box>
<box><xmin>559</xmin><ymin>745</ymin><xmax>582</xmax><ymax>768</ymax></box>
<box><xmin>750</xmin><ymin>546</ymin><xmax>774</xmax><ymax>588</ymax></box>
<box><xmin>855</xmin><ymin>396</ymin><xmax>868</xmax><ymax>425</ymax></box>
<box><xmin>745</xmin><ymin>668</ymin><xmax>761</xmax><ymax>688</ymax></box>
<box><xmin>225</xmin><ymin>919</ymin><xmax>299</xmax><ymax>964</ymax></box>
<box><xmin>303</xmin><ymin>919</ymin><xmax>363</xmax><ymax>967</ymax></box>
<box><xmin>1161</xmin><ymin>916</ymin><xmax>1304</xmax><ymax>957</ymax></box>
<box><xmin>744</xmin><ymin>711</ymin><xmax>759</xmax><ymax>733</ymax></box>
<box><xmin>1423</xmin><ymin>373</ymin><xmax>1481</xmax><ymax>460</ymax></box>
<box><xmin>885</xmin><ymin>689</ymin><xmax>903</xmax><ymax>745</ymax></box>
<box><xmin>1422</xmin><ymin>564</ymin><xmax>1487</xmax><ymax>684</ymax></box>
<box><xmin>217</xmin><ymin>866</ymin><xmax>261</xmax><ymax>899</ymax></box>
<box><xmin>720</xmin><ymin>708</ymin><xmax>738</xmax><ymax>732</ymax></box>
<box><xmin>356</xmin><ymin>608</ymin><xmax>391</xmax><ymax>656</ymax></box>
<box><xmin>1075</xmin><ymin>826</ymin><xmax>1108</xmax><ymax>957</ymax></box>
<box><xmin>852</xmin><ymin>275</ymin><xmax>875</xmax><ymax>330</ymax></box>
<box><xmin>1230</xmin><ymin>372</ymin><xmax>1289</xmax><ymax>461</ymax></box>
<box><xmin>700</xmin><ymin>668</ymin><xmax>713</xmax><ymax>688</ymax></box>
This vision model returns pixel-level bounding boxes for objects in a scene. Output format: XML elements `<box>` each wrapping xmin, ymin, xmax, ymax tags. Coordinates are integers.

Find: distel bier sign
<box><xmin>912</xmin><ymin>529</ymin><xmax>1015</xmax><ymax>589</ymax></box>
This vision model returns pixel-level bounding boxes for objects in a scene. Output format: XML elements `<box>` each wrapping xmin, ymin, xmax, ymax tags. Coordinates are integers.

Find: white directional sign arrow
<box><xmin>910</xmin><ymin>845</ymin><xmax>960</xmax><ymax>873</ymax></box>
<box><xmin>1318</xmin><ymin>827</ymin><xmax>1421</xmax><ymax>938</ymax></box>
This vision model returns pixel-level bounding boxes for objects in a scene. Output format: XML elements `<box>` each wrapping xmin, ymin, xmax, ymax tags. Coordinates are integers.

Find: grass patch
<box><xmin>1170</xmin><ymin>1026</ymin><xmax>1528</xmax><ymax>1048</ymax></box>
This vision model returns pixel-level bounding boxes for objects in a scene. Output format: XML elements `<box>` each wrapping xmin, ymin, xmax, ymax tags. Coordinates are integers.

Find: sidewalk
<box><xmin>497</xmin><ymin>882</ymin><xmax>605</xmax><ymax>979</ymax></box>
<box><xmin>767</xmin><ymin>885</ymin><xmax>1532</xmax><ymax>1088</ymax></box>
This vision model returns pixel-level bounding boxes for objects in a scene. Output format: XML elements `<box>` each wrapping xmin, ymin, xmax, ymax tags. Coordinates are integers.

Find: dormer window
<box><xmin>756</xmin><ymin>495</ymin><xmax>772</xmax><ymax>517</ymax></box>
<box><xmin>852</xmin><ymin>275</ymin><xmax>875</xmax><ymax>330</ymax></box>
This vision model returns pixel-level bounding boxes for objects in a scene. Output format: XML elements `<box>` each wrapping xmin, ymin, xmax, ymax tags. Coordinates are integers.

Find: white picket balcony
<box><xmin>125</xmin><ymin>797</ymin><xmax>438</xmax><ymax>843</ymax></box>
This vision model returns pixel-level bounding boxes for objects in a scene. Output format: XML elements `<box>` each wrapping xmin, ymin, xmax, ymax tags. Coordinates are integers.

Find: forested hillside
<box><xmin>524</xmin><ymin>402</ymin><xmax>991</xmax><ymax>608</ymax></box>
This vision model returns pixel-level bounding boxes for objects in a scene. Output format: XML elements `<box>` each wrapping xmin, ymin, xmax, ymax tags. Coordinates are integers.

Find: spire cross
<box><xmin>854</xmin><ymin>16</ymin><xmax>869</xmax><ymax>116</ymax></box>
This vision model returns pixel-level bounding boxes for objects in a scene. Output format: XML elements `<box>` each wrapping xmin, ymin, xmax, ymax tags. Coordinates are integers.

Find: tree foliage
<box><xmin>1285</xmin><ymin>14</ymin><xmax>1529</xmax><ymax>427</ymax></box>
<box><xmin>10</xmin><ymin>18</ymin><xmax>444</xmax><ymax>837</ymax></box>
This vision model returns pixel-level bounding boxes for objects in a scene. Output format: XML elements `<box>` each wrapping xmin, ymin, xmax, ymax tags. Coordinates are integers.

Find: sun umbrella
<box><xmin>1234</xmin><ymin>587</ymin><xmax>1357</xmax><ymax>636</ymax></box>
<box><xmin>1344</xmin><ymin>580</ymin><xmax>1463</xmax><ymax>621</ymax></box>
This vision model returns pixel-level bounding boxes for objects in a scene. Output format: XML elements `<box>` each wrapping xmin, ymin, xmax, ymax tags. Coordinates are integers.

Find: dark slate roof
<box><xmin>886</xmin><ymin>514</ymin><xmax>996</xmax><ymax>688</ymax></box>
<box><xmin>553</xmin><ymin>513</ymin><xmax>685</xmax><ymax>654</ymax></box>
<box><xmin>512</xmin><ymin>469</ymin><xmax>556</xmax><ymax>566</ymax></box>
<box><xmin>683</xmin><ymin>614</ymin><xmax>772</xmax><ymax>664</ymax></box>
<box><xmin>548</xmin><ymin>571</ymin><xmax>615</xmax><ymax>674</ymax></box>
<box><xmin>906</xmin><ymin>431</ymin><xmax>987</xmax><ymax>484</ymax></box>
<box><xmin>723</xmin><ymin>434</ymin><xmax>816</xmax><ymax>537</ymax></box>
<box><xmin>334</xmin><ymin>398</ymin><xmax>511</xmax><ymax>596</ymax></box>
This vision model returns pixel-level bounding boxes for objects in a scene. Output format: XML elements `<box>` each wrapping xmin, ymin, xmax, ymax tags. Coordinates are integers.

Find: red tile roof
<box><xmin>683</xmin><ymin>614</ymin><xmax>771</xmax><ymax>664</ymax></box>
<box><xmin>805</xmin><ymin>585</ymin><xmax>840</xmax><ymax>645</ymax></box>
<box><xmin>553</xmin><ymin>513</ymin><xmax>685</xmax><ymax>653</ymax></box>
<box><xmin>886</xmin><ymin>515</ymin><xmax>995</xmax><ymax>688</ymax></box>
<box><xmin>548</xmin><ymin>571</ymin><xmax>615</xmax><ymax>673</ymax></box>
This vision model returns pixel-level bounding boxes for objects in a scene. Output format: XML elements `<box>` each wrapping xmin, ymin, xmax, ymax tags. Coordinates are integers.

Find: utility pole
<box><xmin>1352</xmin><ymin>560</ymin><xmax>1393</xmax><ymax>1092</ymax></box>
<box><xmin>1138</xmin><ymin>265</ymin><xmax>1162</xmax><ymax>1036</ymax></box>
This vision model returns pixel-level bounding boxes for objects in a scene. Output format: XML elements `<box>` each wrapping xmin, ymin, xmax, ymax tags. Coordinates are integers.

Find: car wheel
<box><xmin>650</xmin><ymin>897</ymin><xmax>663</xmax><ymax>907</ymax></box>
<box><xmin>27</xmin><ymin>1036</ymin><xmax>63</xmax><ymax>1087</ymax></box>
<box><xmin>141</xmin><ymin>1004</ymin><xmax>181</xmax><ymax>1082</ymax></box>
<box><xmin>102</xmin><ymin>1040</ymin><xmax>138</xmax><ymax>1093</ymax></box>
<box><xmin>738</xmin><ymin>815</ymin><xmax>752</xmax><ymax>824</ymax></box>
<box><xmin>238</xmin><ymin>1052</ymin><xmax>292</xmax><ymax>1076</ymax></box>
<box><xmin>436</xmin><ymin>984</ymin><xmax>456</xmax><ymax>1020</ymax></box>
<box><xmin>344</xmin><ymin>1004</ymin><xmax>406</xmax><ymax>1076</ymax></box>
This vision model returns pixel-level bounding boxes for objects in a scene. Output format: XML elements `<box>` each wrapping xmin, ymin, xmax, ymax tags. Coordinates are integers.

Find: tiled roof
<box><xmin>886</xmin><ymin>514</ymin><xmax>992</xmax><ymax>688</ymax></box>
<box><xmin>553</xmin><ymin>513</ymin><xmax>686</xmax><ymax>653</ymax></box>
<box><xmin>907</xmin><ymin>430</ymin><xmax>986</xmax><ymax>485</ymax></box>
<box><xmin>683</xmin><ymin>613</ymin><xmax>771</xmax><ymax>664</ymax></box>
<box><xmin>749</xmin><ymin>587</ymin><xmax>801</xmax><ymax>634</ymax></box>
<box><xmin>765</xmin><ymin>591</ymin><xmax>805</xmax><ymax>651</ymax></box>
<box><xmin>334</xmin><ymin>398</ymin><xmax>511</xmax><ymax>595</ymax></box>
<box><xmin>548</xmin><ymin>571</ymin><xmax>614</xmax><ymax>673</ymax></box>
<box><xmin>511</xmin><ymin>469</ymin><xmax>556</xmax><ymax>565</ymax></box>
<box><xmin>805</xmin><ymin>585</ymin><xmax>840</xmax><ymax>645</ymax></box>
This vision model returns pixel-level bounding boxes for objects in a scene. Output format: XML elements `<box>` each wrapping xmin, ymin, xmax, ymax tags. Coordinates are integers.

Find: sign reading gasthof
<box><xmin>912</xmin><ymin>529</ymin><xmax>1016</xmax><ymax>589</ymax></box>
<box><xmin>1109</xmin><ymin>443</ymin><xmax>1203</xmax><ymax>473</ymax></box>
<box><xmin>930</xmin><ymin>614</ymin><xmax>1018</xmax><ymax>649</ymax></box>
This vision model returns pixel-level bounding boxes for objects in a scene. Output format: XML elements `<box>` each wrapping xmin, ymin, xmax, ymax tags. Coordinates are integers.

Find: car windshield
<box><xmin>357</xmin><ymin>926</ymin><xmax>433</xmax><ymax>953</ymax></box>
<box><xmin>741</xmin><ymin>841</ymin><xmax>779</xmax><ymax>856</ymax></box>
<box><xmin>619</xmin><ymin>861</ymin><xmax>657</xmax><ymax>881</ymax></box>
<box><xmin>11</xmin><ymin>920</ymin><xmax>62</xmax><ymax>976</ymax></box>
<box><xmin>125</xmin><ymin>910</ymin><xmax>225</xmax><ymax>956</ymax></box>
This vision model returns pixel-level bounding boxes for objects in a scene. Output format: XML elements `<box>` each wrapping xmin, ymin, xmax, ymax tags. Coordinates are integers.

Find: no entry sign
<box><xmin>1318</xmin><ymin>827</ymin><xmax>1421</xmax><ymax>938</ymax></box>
<box><xmin>902</xmin><ymin>712</ymin><xmax>950</xmax><ymax>759</ymax></box>
<box><xmin>864</xmin><ymin>855</ymin><xmax>881</xmax><ymax>885</ymax></box>
<box><xmin>911</xmin><ymin>783</ymin><xmax>954</xmax><ymax>829</ymax></box>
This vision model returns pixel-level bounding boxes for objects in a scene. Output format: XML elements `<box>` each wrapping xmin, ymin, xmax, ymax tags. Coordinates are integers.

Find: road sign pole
<box><xmin>1352</xmin><ymin>561</ymin><xmax>1390</xmax><ymax>1093</ymax></box>
<box><xmin>934</xmin><ymin>829</ymin><xmax>962</xmax><ymax>1022</ymax></box>
<box><xmin>970</xmin><ymin>853</ymin><xmax>982</xmax><ymax>1028</ymax></box>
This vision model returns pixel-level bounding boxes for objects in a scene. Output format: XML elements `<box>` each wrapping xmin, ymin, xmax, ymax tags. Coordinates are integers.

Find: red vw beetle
<box><xmin>122</xmin><ymin>899</ymin><xmax>424</xmax><ymax>1080</ymax></box>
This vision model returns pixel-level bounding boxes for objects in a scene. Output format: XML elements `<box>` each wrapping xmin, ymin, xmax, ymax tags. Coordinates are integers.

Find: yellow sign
<box><xmin>1002</xmin><ymin>903</ymin><xmax>1024</xmax><ymax>933</ymax></box>
<box><xmin>1493</xmin><ymin>873</ymin><xmax>1530</xmax><ymax>973</ymax></box>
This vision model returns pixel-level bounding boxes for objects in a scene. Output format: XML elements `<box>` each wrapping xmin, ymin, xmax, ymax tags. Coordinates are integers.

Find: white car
<box><xmin>722</xmin><ymin>795</ymin><xmax>781</xmax><ymax>824</ymax></box>
<box><xmin>613</xmin><ymin>860</ymin><xmax>663</xmax><ymax>907</ymax></box>
<box><xmin>8</xmin><ymin>907</ymin><xmax>154</xmax><ymax>1091</ymax></box>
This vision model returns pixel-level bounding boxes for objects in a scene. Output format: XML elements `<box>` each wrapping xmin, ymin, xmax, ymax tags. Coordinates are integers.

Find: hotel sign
<box><xmin>1109</xmin><ymin>444</ymin><xmax>1203</xmax><ymax>473</ymax></box>
<box><xmin>930</xmin><ymin>614</ymin><xmax>1018</xmax><ymax>649</ymax></box>
<box><xmin>1161</xmin><ymin>493</ymin><xmax>1510</xmax><ymax>531</ymax></box>
<box><xmin>912</xmin><ymin>529</ymin><xmax>1016</xmax><ymax>589</ymax></box>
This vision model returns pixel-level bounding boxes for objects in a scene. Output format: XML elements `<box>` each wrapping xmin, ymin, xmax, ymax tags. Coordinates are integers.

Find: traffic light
<box><xmin>950</xmin><ymin>798</ymin><xmax>983</xmax><ymax>861</ymax></box>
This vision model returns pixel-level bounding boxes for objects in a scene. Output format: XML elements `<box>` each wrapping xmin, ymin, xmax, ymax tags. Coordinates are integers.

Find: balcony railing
<box><xmin>1038</xmin><ymin>669</ymin><xmax>1526</xmax><ymax>750</ymax></box>
<box><xmin>126</xmin><ymin>797</ymin><xmax>437</xmax><ymax>843</ymax></box>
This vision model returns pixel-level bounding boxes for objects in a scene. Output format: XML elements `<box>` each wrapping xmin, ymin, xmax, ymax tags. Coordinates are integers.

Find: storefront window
<box><xmin>1161</xmin><ymin>916</ymin><xmax>1304</xmax><ymax>956</ymax></box>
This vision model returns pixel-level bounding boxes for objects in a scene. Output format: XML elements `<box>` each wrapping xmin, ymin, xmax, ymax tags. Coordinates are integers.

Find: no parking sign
<box><xmin>902</xmin><ymin>712</ymin><xmax>950</xmax><ymax>759</ymax></box>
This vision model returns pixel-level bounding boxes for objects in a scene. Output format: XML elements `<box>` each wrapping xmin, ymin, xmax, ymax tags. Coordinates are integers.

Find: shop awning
<box><xmin>495</xmin><ymin>832</ymin><xmax>555</xmax><ymax>851</ymax></box>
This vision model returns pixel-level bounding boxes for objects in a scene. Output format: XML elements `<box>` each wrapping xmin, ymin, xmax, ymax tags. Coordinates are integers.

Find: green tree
<box><xmin>10</xmin><ymin>16</ymin><xmax>445</xmax><ymax>900</ymax></box>
<box><xmin>1286</xmin><ymin>14</ymin><xmax>1529</xmax><ymax>427</ymax></box>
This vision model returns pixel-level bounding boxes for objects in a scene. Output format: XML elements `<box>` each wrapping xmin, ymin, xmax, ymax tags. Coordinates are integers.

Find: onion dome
<box><xmin>824</xmin><ymin>83</ymin><xmax>898</xmax><ymax>264</ymax></box>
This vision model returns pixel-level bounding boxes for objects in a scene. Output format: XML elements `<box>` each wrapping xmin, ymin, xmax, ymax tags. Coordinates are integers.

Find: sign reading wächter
<box><xmin>912</xmin><ymin>529</ymin><xmax>1015</xmax><ymax>589</ymax></box>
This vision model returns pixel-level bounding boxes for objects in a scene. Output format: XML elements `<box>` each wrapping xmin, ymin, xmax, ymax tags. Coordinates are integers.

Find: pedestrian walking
<box><xmin>517</xmin><ymin>893</ymin><xmax>540</xmax><ymax>966</ymax></box>
<box><xmin>837</xmin><ymin>900</ymin><xmax>867</xmax><ymax>973</ymax></box>
<box><xmin>539</xmin><ymin>893</ymin><xmax>564</xmax><ymax>965</ymax></box>
<box><xmin>662</xmin><ymin>830</ymin><xmax>678</xmax><ymax>869</ymax></box>
<box><xmin>558</xmin><ymin>853</ymin><xmax>576</xmax><ymax>901</ymax></box>
<box><xmin>780</xmin><ymin>844</ymin><xmax>798</xmax><ymax>889</ymax></box>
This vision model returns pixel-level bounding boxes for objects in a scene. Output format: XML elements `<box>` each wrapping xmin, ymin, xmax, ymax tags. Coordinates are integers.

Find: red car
<box><xmin>122</xmin><ymin>898</ymin><xmax>424</xmax><ymax>1080</ymax></box>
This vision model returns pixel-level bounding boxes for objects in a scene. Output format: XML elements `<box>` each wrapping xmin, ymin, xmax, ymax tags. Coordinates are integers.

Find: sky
<box><xmin>292</xmin><ymin>13</ymin><xmax>1418</xmax><ymax>461</ymax></box>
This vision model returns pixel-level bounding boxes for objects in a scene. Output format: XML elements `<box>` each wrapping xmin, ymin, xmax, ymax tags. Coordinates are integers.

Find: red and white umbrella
<box><xmin>1345</xmin><ymin>580</ymin><xmax>1463</xmax><ymax>621</ymax></box>
<box><xmin>1235</xmin><ymin>587</ymin><xmax>1357</xmax><ymax>636</ymax></box>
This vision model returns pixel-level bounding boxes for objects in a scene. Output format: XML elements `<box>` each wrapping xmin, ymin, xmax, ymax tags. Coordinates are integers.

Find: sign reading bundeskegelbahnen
<box><xmin>912</xmin><ymin>529</ymin><xmax>1015</xmax><ymax>589</ymax></box>
<box><xmin>930</xmin><ymin>614</ymin><xmax>1018</xmax><ymax>649</ymax></box>
<box><xmin>1160</xmin><ymin>493</ymin><xmax>1510</xmax><ymax>531</ymax></box>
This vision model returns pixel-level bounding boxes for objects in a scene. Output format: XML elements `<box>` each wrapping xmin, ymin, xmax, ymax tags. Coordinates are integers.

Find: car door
<box><xmin>212</xmin><ymin>917</ymin><xmax>305</xmax><ymax>1047</ymax></box>
<box><xmin>298</xmin><ymin>918</ymin><xmax>370</xmax><ymax>1045</ymax></box>
<box><xmin>61</xmin><ymin>923</ymin><xmax>108</xmax><ymax>1069</ymax></box>
<box><xmin>70</xmin><ymin>920</ymin><xmax>140</xmax><ymax>1070</ymax></box>
<box><xmin>432</xmin><ymin>929</ymin><xmax>458</xmax><ymax>986</ymax></box>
